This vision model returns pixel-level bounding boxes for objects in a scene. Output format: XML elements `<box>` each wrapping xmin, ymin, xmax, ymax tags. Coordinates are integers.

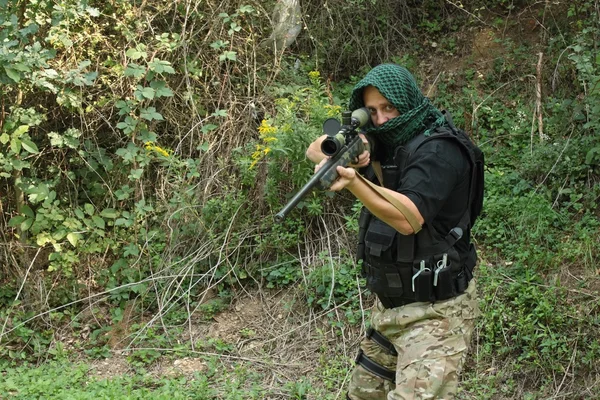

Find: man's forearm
<box><xmin>346</xmin><ymin>177</ymin><xmax>423</xmax><ymax>235</ymax></box>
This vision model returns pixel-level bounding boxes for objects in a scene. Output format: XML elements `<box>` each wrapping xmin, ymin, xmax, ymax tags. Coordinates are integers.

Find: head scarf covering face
<box><xmin>348</xmin><ymin>64</ymin><xmax>446</xmax><ymax>154</ymax></box>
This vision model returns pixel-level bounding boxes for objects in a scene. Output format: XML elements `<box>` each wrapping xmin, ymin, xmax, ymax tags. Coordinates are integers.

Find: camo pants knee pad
<box><xmin>347</xmin><ymin>279</ymin><xmax>479</xmax><ymax>400</ymax></box>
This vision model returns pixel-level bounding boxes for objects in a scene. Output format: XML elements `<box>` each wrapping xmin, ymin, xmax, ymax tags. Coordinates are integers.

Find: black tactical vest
<box><xmin>357</xmin><ymin>113</ymin><xmax>483</xmax><ymax>305</ymax></box>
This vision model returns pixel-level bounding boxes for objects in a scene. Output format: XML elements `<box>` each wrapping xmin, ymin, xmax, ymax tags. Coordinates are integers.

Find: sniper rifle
<box><xmin>274</xmin><ymin>108</ymin><xmax>371</xmax><ymax>222</ymax></box>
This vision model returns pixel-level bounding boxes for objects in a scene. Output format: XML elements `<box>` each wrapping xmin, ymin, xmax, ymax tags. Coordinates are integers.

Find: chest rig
<box><xmin>357</xmin><ymin>117</ymin><xmax>481</xmax><ymax>308</ymax></box>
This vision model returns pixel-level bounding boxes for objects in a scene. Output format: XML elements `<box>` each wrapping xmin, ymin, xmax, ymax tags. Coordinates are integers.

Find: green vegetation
<box><xmin>0</xmin><ymin>0</ymin><xmax>598</xmax><ymax>398</ymax></box>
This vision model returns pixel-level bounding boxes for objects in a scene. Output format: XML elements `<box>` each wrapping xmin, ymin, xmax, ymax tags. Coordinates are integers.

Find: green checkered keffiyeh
<box><xmin>348</xmin><ymin>64</ymin><xmax>446</xmax><ymax>155</ymax></box>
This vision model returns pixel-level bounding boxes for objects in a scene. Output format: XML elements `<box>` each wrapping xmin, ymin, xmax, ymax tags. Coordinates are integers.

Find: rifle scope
<box><xmin>320</xmin><ymin>108</ymin><xmax>369</xmax><ymax>156</ymax></box>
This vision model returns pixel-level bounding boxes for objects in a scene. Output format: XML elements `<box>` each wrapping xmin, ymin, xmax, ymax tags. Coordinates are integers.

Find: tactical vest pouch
<box><xmin>356</xmin><ymin>207</ymin><xmax>372</xmax><ymax>263</ymax></box>
<box><xmin>365</xmin><ymin>218</ymin><xmax>397</xmax><ymax>261</ymax></box>
<box><xmin>455</xmin><ymin>271</ymin><xmax>469</xmax><ymax>293</ymax></box>
<box><xmin>363</xmin><ymin>261</ymin><xmax>411</xmax><ymax>300</ymax></box>
<box><xmin>396</xmin><ymin>234</ymin><xmax>415</xmax><ymax>262</ymax></box>
<box><xmin>433</xmin><ymin>263</ymin><xmax>455</xmax><ymax>301</ymax></box>
<box><xmin>412</xmin><ymin>260</ymin><xmax>434</xmax><ymax>302</ymax></box>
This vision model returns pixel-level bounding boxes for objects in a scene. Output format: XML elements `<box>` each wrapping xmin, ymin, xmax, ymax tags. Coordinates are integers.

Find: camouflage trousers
<box><xmin>347</xmin><ymin>279</ymin><xmax>479</xmax><ymax>400</ymax></box>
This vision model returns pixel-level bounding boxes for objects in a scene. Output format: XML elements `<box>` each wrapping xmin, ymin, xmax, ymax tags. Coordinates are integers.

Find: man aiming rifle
<box><xmin>306</xmin><ymin>64</ymin><xmax>484</xmax><ymax>400</ymax></box>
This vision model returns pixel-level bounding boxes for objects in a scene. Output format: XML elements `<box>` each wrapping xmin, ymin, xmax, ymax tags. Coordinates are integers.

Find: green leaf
<box><xmin>4</xmin><ymin>66</ymin><xmax>20</xmax><ymax>82</ymax></box>
<box><xmin>13</xmin><ymin>125</ymin><xmax>29</xmax><ymax>136</ymax></box>
<box><xmin>210</xmin><ymin>40</ymin><xmax>229</xmax><ymax>50</ymax></box>
<box><xmin>196</xmin><ymin>142</ymin><xmax>210</xmax><ymax>152</ymax></box>
<box><xmin>150</xmin><ymin>80</ymin><xmax>174</xmax><ymax>97</ymax></box>
<box><xmin>12</xmin><ymin>63</ymin><xmax>30</xmax><ymax>72</ymax></box>
<box><xmin>148</xmin><ymin>59</ymin><xmax>175</xmax><ymax>74</ymax></box>
<box><xmin>129</xmin><ymin>168</ymin><xmax>144</xmax><ymax>179</ymax></box>
<box><xmin>92</xmin><ymin>215</ymin><xmax>105</xmax><ymax>229</ymax></box>
<box><xmin>219</xmin><ymin>51</ymin><xmax>237</xmax><ymax>62</ymax></box>
<box><xmin>21</xmin><ymin>138</ymin><xmax>39</xmax><ymax>153</ymax></box>
<box><xmin>212</xmin><ymin>109</ymin><xmax>228</xmax><ymax>117</ymax></box>
<box><xmin>75</xmin><ymin>208</ymin><xmax>85</xmax><ymax>219</ymax></box>
<box><xmin>100</xmin><ymin>208</ymin><xmax>119</xmax><ymax>219</ymax></box>
<box><xmin>238</xmin><ymin>5</ymin><xmax>255</xmax><ymax>14</ymax></box>
<box><xmin>84</xmin><ymin>203</ymin><xmax>95</xmax><ymax>215</ymax></box>
<box><xmin>8</xmin><ymin>215</ymin><xmax>26</xmax><ymax>227</ymax></box>
<box><xmin>0</xmin><ymin>133</ymin><xmax>9</xmax><ymax>144</ymax></box>
<box><xmin>126</xmin><ymin>48</ymin><xmax>147</xmax><ymax>60</ymax></box>
<box><xmin>140</xmin><ymin>107</ymin><xmax>163</xmax><ymax>121</ymax></box>
<box><xmin>585</xmin><ymin>147</ymin><xmax>600</xmax><ymax>164</ymax></box>
<box><xmin>139</xmin><ymin>130</ymin><xmax>157</xmax><ymax>143</ymax></box>
<box><xmin>123</xmin><ymin>243</ymin><xmax>140</xmax><ymax>257</ymax></box>
<box><xmin>138</xmin><ymin>86</ymin><xmax>155</xmax><ymax>99</ymax></box>
<box><xmin>124</xmin><ymin>63</ymin><xmax>146</xmax><ymax>78</ymax></box>
<box><xmin>11</xmin><ymin>159</ymin><xmax>29</xmax><ymax>170</ymax></box>
<box><xmin>21</xmin><ymin>205</ymin><xmax>34</xmax><ymax>218</ymax></box>
<box><xmin>27</xmin><ymin>183</ymin><xmax>49</xmax><ymax>203</ymax></box>
<box><xmin>201</xmin><ymin>124</ymin><xmax>218</xmax><ymax>134</ymax></box>
<box><xmin>10</xmin><ymin>138</ymin><xmax>21</xmax><ymax>154</ymax></box>
<box><xmin>21</xmin><ymin>218</ymin><xmax>34</xmax><ymax>231</ymax></box>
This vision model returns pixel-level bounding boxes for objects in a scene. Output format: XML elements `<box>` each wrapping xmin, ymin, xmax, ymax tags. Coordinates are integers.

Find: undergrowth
<box><xmin>1</xmin><ymin>0</ymin><xmax>599</xmax><ymax>398</ymax></box>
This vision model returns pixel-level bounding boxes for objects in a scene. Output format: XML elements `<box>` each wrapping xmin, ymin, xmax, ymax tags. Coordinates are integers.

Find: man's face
<box><xmin>363</xmin><ymin>86</ymin><xmax>400</xmax><ymax>127</ymax></box>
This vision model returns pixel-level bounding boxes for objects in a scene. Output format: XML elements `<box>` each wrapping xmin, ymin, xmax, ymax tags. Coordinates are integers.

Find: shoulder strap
<box><xmin>371</xmin><ymin>161</ymin><xmax>384</xmax><ymax>186</ymax></box>
<box><xmin>354</xmin><ymin>173</ymin><xmax>422</xmax><ymax>234</ymax></box>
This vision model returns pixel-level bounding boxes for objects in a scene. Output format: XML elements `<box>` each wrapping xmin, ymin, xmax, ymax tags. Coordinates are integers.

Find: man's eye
<box><xmin>385</xmin><ymin>105</ymin><xmax>395</xmax><ymax>111</ymax></box>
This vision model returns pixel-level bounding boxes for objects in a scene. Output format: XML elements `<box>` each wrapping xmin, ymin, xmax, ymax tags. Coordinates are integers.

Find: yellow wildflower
<box><xmin>308</xmin><ymin>70</ymin><xmax>320</xmax><ymax>80</ymax></box>
<box><xmin>251</xmin><ymin>119</ymin><xmax>279</xmax><ymax>169</ymax></box>
<box><xmin>144</xmin><ymin>141</ymin><xmax>171</xmax><ymax>157</ymax></box>
<box><xmin>324</xmin><ymin>104</ymin><xmax>342</xmax><ymax>117</ymax></box>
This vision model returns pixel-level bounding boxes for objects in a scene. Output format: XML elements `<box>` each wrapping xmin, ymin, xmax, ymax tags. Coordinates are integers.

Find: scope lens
<box><xmin>321</xmin><ymin>139</ymin><xmax>339</xmax><ymax>156</ymax></box>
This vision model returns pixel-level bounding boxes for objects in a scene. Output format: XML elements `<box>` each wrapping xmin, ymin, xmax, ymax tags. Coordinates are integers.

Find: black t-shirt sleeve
<box><xmin>399</xmin><ymin>139</ymin><xmax>468</xmax><ymax>225</ymax></box>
